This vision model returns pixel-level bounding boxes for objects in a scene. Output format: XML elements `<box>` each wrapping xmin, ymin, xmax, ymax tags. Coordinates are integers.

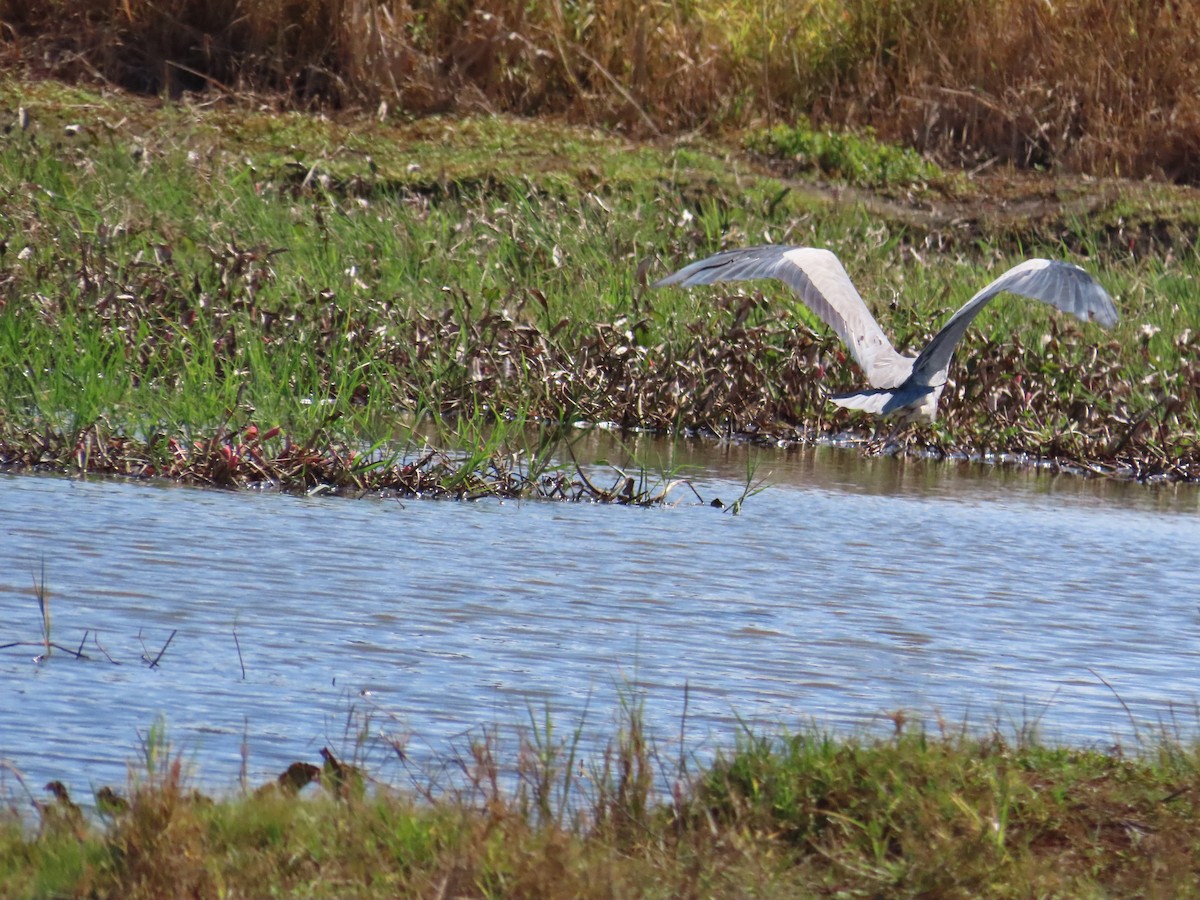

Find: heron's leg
<box><xmin>866</xmin><ymin>420</ymin><xmax>911</xmax><ymax>456</ymax></box>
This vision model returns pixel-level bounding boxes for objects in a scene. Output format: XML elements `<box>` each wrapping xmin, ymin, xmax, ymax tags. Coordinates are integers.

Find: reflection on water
<box><xmin>585</xmin><ymin>429</ymin><xmax>1200</xmax><ymax>511</ymax></box>
<box><xmin>1</xmin><ymin>438</ymin><xmax>1199</xmax><ymax>801</ymax></box>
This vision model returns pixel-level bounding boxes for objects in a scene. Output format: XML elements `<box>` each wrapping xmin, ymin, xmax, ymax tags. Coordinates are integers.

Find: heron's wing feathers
<box><xmin>653</xmin><ymin>245</ymin><xmax>910</xmax><ymax>388</ymax></box>
<box><xmin>911</xmin><ymin>259</ymin><xmax>1118</xmax><ymax>385</ymax></box>
<box><xmin>830</xmin><ymin>385</ymin><xmax>936</xmax><ymax>417</ymax></box>
<box><xmin>828</xmin><ymin>388</ymin><xmax>900</xmax><ymax>414</ymax></box>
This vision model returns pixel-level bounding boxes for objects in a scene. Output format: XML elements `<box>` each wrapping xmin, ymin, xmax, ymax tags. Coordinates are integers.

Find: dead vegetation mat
<box><xmin>1</xmin><ymin>234</ymin><xmax>1197</xmax><ymax>489</ymax></box>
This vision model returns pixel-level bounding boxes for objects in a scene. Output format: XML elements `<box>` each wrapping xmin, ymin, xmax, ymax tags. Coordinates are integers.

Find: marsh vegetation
<box><xmin>2</xmin><ymin>1</ymin><xmax>1200</xmax><ymax>893</ymax></box>
<box><xmin>6</xmin><ymin>707</ymin><xmax>1200</xmax><ymax>899</ymax></box>
<box><xmin>0</xmin><ymin>75</ymin><xmax>1197</xmax><ymax>487</ymax></box>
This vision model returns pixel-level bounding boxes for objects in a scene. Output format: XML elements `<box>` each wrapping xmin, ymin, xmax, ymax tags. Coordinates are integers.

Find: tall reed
<box><xmin>4</xmin><ymin>0</ymin><xmax>1198</xmax><ymax>179</ymax></box>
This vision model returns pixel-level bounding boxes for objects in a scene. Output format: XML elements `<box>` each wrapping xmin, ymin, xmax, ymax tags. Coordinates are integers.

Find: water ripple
<box><xmin>1</xmin><ymin>449</ymin><xmax>1199</xmax><ymax>801</ymax></box>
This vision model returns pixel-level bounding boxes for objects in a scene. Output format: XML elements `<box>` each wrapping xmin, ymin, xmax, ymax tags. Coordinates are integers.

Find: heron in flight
<box><xmin>653</xmin><ymin>246</ymin><xmax>1117</xmax><ymax>423</ymax></box>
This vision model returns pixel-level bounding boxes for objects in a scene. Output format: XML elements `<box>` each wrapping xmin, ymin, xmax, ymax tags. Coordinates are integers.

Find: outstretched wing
<box><xmin>829</xmin><ymin>388</ymin><xmax>905</xmax><ymax>415</ymax></box>
<box><xmin>653</xmin><ymin>245</ymin><xmax>912</xmax><ymax>388</ymax></box>
<box><xmin>911</xmin><ymin>258</ymin><xmax>1118</xmax><ymax>386</ymax></box>
<box><xmin>829</xmin><ymin>384</ymin><xmax>942</xmax><ymax>422</ymax></box>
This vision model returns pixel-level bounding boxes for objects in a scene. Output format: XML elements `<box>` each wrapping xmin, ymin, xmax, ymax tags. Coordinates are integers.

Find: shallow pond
<box><xmin>2</xmin><ymin>437</ymin><xmax>1199</xmax><ymax>802</ymax></box>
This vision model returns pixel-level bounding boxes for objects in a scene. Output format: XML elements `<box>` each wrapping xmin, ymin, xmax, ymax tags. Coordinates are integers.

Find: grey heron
<box><xmin>653</xmin><ymin>245</ymin><xmax>1117</xmax><ymax>423</ymax></box>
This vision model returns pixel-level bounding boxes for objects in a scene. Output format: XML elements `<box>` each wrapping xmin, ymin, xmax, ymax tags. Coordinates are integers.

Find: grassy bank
<box><xmin>4</xmin><ymin>1</ymin><xmax>1200</xmax><ymax>183</ymax></box>
<box><xmin>4</xmin><ymin>710</ymin><xmax>1200</xmax><ymax>898</ymax></box>
<box><xmin>0</xmin><ymin>76</ymin><xmax>1197</xmax><ymax>487</ymax></box>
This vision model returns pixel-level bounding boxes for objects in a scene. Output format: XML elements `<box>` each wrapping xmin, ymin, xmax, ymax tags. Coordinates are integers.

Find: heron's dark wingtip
<box><xmin>650</xmin><ymin>259</ymin><xmax>728</xmax><ymax>290</ymax></box>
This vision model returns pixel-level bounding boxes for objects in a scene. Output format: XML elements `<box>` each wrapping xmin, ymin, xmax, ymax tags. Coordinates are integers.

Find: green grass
<box><xmin>5</xmin><ymin>708</ymin><xmax>1200</xmax><ymax>898</ymax></box>
<box><xmin>746</xmin><ymin>121</ymin><xmax>947</xmax><ymax>188</ymax></box>
<box><xmin>0</xmin><ymin>75</ymin><xmax>1198</xmax><ymax>488</ymax></box>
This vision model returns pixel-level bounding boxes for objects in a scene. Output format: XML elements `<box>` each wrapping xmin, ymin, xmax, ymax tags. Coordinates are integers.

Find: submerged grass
<box><xmin>0</xmin><ymin>76</ymin><xmax>1198</xmax><ymax>488</ymax></box>
<box><xmin>5</xmin><ymin>707</ymin><xmax>1200</xmax><ymax>898</ymax></box>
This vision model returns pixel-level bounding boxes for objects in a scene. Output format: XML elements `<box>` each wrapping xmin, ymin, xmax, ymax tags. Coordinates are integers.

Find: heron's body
<box><xmin>653</xmin><ymin>246</ymin><xmax>1117</xmax><ymax>423</ymax></box>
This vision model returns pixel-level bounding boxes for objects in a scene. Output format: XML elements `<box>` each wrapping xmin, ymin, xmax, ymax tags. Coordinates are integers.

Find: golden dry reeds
<box><xmin>3</xmin><ymin>0</ymin><xmax>1198</xmax><ymax>179</ymax></box>
<box><xmin>804</xmin><ymin>0</ymin><xmax>1200</xmax><ymax>182</ymax></box>
<box><xmin>0</xmin><ymin>0</ymin><xmax>727</xmax><ymax>127</ymax></box>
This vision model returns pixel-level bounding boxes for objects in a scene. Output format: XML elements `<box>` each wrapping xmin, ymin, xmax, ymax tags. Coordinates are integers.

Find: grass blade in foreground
<box><xmin>4</xmin><ymin>709</ymin><xmax>1200</xmax><ymax>899</ymax></box>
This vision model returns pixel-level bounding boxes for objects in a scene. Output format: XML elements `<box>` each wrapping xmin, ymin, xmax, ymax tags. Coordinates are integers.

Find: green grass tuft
<box><xmin>746</xmin><ymin>122</ymin><xmax>946</xmax><ymax>188</ymax></box>
<box><xmin>6</xmin><ymin>711</ymin><xmax>1200</xmax><ymax>898</ymax></box>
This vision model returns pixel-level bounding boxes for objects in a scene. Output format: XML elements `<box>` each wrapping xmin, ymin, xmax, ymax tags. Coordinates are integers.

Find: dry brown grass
<box><xmin>11</xmin><ymin>721</ymin><xmax>1200</xmax><ymax>899</ymax></box>
<box><xmin>0</xmin><ymin>0</ymin><xmax>727</xmax><ymax>129</ymax></box>
<box><xmin>2</xmin><ymin>0</ymin><xmax>1199</xmax><ymax>180</ymax></box>
<box><xmin>808</xmin><ymin>0</ymin><xmax>1200</xmax><ymax>182</ymax></box>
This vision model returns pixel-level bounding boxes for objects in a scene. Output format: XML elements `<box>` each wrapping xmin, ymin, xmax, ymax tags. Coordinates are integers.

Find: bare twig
<box><xmin>1089</xmin><ymin>667</ymin><xmax>1141</xmax><ymax>743</ymax></box>
<box><xmin>0</xmin><ymin>759</ymin><xmax>36</xmax><ymax>808</ymax></box>
<box><xmin>33</xmin><ymin>560</ymin><xmax>49</xmax><ymax>660</ymax></box>
<box><xmin>47</xmin><ymin>642</ymin><xmax>87</xmax><ymax>660</ymax></box>
<box><xmin>141</xmin><ymin>629</ymin><xmax>178</xmax><ymax>668</ymax></box>
<box><xmin>240</xmin><ymin>717</ymin><xmax>250</xmax><ymax>795</ymax></box>
<box><xmin>93</xmin><ymin>633</ymin><xmax>119</xmax><ymax>665</ymax></box>
<box><xmin>565</xmin><ymin>442</ymin><xmax>611</xmax><ymax>500</ymax></box>
<box><xmin>233</xmin><ymin>628</ymin><xmax>246</xmax><ymax>680</ymax></box>
<box><xmin>677</xmin><ymin>679</ymin><xmax>690</xmax><ymax>782</ymax></box>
